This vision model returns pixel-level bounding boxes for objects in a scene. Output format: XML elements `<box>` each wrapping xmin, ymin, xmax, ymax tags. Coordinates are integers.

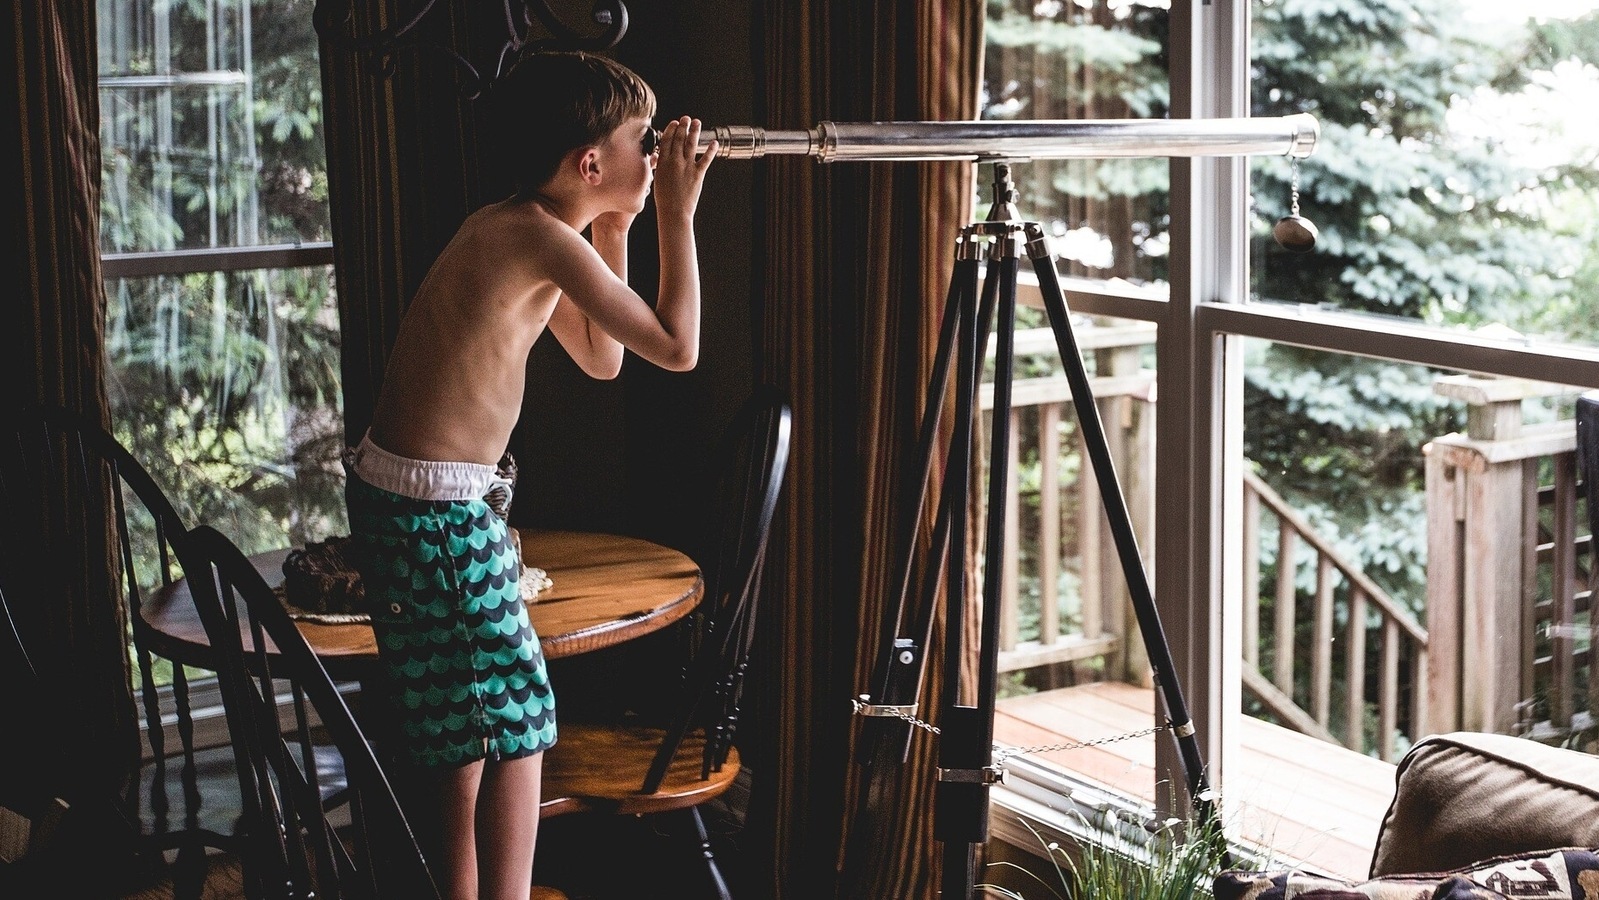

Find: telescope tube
<box><xmin>697</xmin><ymin>113</ymin><xmax>1318</xmax><ymax>161</ymax></box>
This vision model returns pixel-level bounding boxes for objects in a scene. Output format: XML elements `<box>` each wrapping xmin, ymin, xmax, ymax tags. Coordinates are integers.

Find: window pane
<box><xmin>987</xmin><ymin>301</ymin><xmax>1161</xmax><ymax>831</ymax></box>
<box><xmin>99</xmin><ymin>0</ymin><xmax>330</xmax><ymax>253</ymax></box>
<box><xmin>97</xmin><ymin>0</ymin><xmax>342</xmax><ymax>556</ymax></box>
<box><xmin>1250</xmin><ymin>0</ymin><xmax>1599</xmax><ymax>350</ymax></box>
<box><xmin>1235</xmin><ymin>337</ymin><xmax>1595</xmax><ymax>875</ymax></box>
<box><xmin>981</xmin><ymin>0</ymin><xmax>1173</xmax><ymax>858</ymax></box>
<box><xmin>982</xmin><ymin>0</ymin><xmax>1170</xmax><ymax>285</ymax></box>
<box><xmin>105</xmin><ymin>267</ymin><xmax>346</xmax><ymax>554</ymax></box>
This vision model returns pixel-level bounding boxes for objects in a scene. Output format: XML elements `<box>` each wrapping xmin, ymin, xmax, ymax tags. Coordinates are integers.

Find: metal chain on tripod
<box><xmin>990</xmin><ymin>721</ymin><xmax>1173</xmax><ymax>767</ymax></box>
<box><xmin>849</xmin><ymin>697</ymin><xmax>1173</xmax><ymax>769</ymax></box>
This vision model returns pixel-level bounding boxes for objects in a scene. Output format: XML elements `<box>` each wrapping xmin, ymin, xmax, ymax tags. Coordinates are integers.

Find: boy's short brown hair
<box><xmin>493</xmin><ymin>51</ymin><xmax>656</xmax><ymax>198</ymax></box>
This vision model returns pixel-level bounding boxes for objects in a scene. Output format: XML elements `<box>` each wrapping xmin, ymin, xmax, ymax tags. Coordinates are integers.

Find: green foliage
<box><xmin>981</xmin><ymin>810</ymin><xmax>1227</xmax><ymax>900</ymax></box>
<box><xmin>1247</xmin><ymin>0</ymin><xmax>1599</xmax><ymax>616</ymax></box>
<box><xmin>1520</xmin><ymin>13</ymin><xmax>1599</xmax><ymax>71</ymax></box>
<box><xmin>99</xmin><ymin>0</ymin><xmax>345</xmax><ymax>563</ymax></box>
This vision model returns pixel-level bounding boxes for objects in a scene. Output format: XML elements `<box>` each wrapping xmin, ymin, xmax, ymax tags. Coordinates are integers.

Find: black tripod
<box><xmin>856</xmin><ymin>162</ymin><xmax>1216</xmax><ymax>899</ymax></box>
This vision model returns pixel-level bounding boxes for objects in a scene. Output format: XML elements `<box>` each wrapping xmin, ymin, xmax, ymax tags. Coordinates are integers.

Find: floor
<box><xmin>533</xmin><ymin>782</ymin><xmax>755</xmax><ymax>899</ymax></box>
<box><xmin>107</xmin><ymin>770</ymin><xmax>755</xmax><ymax>900</ymax></box>
<box><xmin>995</xmin><ymin>681</ymin><xmax>1397</xmax><ymax>881</ymax></box>
<box><xmin>105</xmin><ymin>681</ymin><xmax>1394</xmax><ymax>895</ymax></box>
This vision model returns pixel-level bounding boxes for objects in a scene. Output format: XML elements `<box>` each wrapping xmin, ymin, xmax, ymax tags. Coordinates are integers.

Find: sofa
<box><xmin>1216</xmin><ymin>730</ymin><xmax>1599</xmax><ymax>898</ymax></box>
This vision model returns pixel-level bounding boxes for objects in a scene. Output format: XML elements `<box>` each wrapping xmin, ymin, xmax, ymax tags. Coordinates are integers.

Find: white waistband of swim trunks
<box><xmin>349</xmin><ymin>433</ymin><xmax>510</xmax><ymax>502</ymax></box>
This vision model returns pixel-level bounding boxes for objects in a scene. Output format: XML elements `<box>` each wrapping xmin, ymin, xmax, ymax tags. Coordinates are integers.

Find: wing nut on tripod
<box><xmin>1023</xmin><ymin>222</ymin><xmax>1052</xmax><ymax>260</ymax></box>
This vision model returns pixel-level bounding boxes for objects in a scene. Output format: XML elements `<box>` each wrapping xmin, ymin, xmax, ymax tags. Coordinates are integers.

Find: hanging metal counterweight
<box><xmin>696</xmin><ymin>113</ymin><xmax>1319</xmax><ymax>161</ymax></box>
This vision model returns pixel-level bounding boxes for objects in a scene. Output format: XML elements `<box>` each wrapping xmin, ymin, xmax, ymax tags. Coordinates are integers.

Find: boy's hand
<box><xmin>652</xmin><ymin>116</ymin><xmax>716</xmax><ymax>224</ymax></box>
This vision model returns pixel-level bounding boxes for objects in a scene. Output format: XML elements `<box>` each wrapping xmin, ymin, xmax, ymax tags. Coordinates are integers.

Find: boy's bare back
<box><xmin>368</xmin><ymin>112</ymin><xmax>715</xmax><ymax>466</ymax></box>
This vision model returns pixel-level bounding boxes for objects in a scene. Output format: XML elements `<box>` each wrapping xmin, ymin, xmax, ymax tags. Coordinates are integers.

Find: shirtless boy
<box><xmin>344</xmin><ymin>51</ymin><xmax>716</xmax><ymax>899</ymax></box>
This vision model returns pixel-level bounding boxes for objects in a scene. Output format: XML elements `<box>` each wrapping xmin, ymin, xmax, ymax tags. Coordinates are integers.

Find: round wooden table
<box><xmin>140</xmin><ymin>529</ymin><xmax>704</xmax><ymax>680</ymax></box>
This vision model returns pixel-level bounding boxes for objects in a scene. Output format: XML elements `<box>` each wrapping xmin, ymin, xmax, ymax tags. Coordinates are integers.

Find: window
<box><xmin>98</xmin><ymin>0</ymin><xmax>344</xmax><ymax>564</ymax></box>
<box><xmin>983</xmin><ymin>0</ymin><xmax>1599</xmax><ymax>879</ymax></box>
<box><xmin>97</xmin><ymin>0</ymin><xmax>339</xmax><ymax>716</ymax></box>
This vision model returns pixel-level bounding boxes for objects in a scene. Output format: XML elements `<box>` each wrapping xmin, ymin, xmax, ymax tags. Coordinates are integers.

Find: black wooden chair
<box><xmin>0</xmin><ymin>405</ymin><xmax>243</xmax><ymax>896</ymax></box>
<box><xmin>179</xmin><ymin>523</ymin><xmax>438</xmax><ymax>899</ymax></box>
<box><xmin>181</xmin><ymin>523</ymin><xmax>571</xmax><ymax>900</ymax></box>
<box><xmin>538</xmin><ymin>387</ymin><xmax>792</xmax><ymax>899</ymax></box>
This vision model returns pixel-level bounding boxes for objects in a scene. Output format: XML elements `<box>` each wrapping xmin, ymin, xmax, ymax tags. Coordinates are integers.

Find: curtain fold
<box><xmin>317</xmin><ymin>0</ymin><xmax>493</xmax><ymax>442</ymax></box>
<box><xmin>751</xmin><ymin>1</ymin><xmax>982</xmax><ymax>896</ymax></box>
<box><xmin>4</xmin><ymin>0</ymin><xmax>139</xmax><ymax>818</ymax></box>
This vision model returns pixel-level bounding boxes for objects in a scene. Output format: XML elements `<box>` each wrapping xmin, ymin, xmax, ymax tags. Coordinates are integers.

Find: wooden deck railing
<box><xmin>980</xmin><ymin>321</ymin><xmax>1156</xmax><ymax>683</ymax></box>
<box><xmin>1424</xmin><ymin>375</ymin><xmax>1594</xmax><ymax>742</ymax></box>
<box><xmin>983</xmin><ymin>329</ymin><xmax>1591</xmax><ymax>760</ymax></box>
<box><xmin>1241</xmin><ymin>471</ymin><xmax>1428</xmax><ymax>761</ymax></box>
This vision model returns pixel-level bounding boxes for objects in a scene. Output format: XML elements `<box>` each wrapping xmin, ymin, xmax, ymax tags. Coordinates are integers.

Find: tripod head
<box><xmin>983</xmin><ymin>162</ymin><xmax>1022</xmax><ymax>224</ymax></box>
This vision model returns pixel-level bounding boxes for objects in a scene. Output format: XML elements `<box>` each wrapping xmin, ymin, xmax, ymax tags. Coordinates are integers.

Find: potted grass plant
<box><xmin>980</xmin><ymin>807</ymin><xmax>1229</xmax><ymax>900</ymax></box>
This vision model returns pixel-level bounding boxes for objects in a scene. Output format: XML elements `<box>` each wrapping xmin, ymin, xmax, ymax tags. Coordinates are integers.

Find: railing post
<box><xmin>1097</xmin><ymin>337</ymin><xmax>1151</xmax><ymax>685</ymax></box>
<box><xmin>1424</xmin><ymin>375</ymin><xmax>1544</xmax><ymax>736</ymax></box>
<box><xmin>1580</xmin><ymin>392</ymin><xmax>1599</xmax><ymax>730</ymax></box>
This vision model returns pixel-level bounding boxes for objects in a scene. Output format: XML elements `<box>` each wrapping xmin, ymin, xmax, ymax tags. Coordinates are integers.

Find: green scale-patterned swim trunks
<box><xmin>346</xmin><ymin>474</ymin><xmax>556</xmax><ymax>768</ymax></box>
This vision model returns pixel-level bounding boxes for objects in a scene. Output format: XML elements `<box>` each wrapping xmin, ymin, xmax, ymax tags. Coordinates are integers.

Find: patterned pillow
<box><xmin>1213</xmin><ymin>847</ymin><xmax>1599</xmax><ymax>900</ymax></box>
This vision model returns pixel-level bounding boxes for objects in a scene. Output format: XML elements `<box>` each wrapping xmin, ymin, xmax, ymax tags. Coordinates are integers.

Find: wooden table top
<box><xmin>141</xmin><ymin>529</ymin><xmax>704</xmax><ymax>680</ymax></box>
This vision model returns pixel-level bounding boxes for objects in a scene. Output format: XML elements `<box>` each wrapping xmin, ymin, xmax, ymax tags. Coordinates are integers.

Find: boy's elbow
<box><xmin>584</xmin><ymin>357</ymin><xmax>623</xmax><ymax>380</ymax></box>
<box><xmin>658</xmin><ymin>344</ymin><xmax>698</xmax><ymax>372</ymax></box>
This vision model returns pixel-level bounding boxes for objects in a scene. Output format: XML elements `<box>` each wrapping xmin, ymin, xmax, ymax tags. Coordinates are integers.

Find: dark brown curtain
<box><xmin>6</xmin><ymin>7</ymin><xmax>109</xmax><ymax>414</ymax></box>
<box><xmin>317</xmin><ymin>1</ymin><xmax>496</xmax><ymax>441</ymax></box>
<box><xmin>3</xmin><ymin>0</ymin><xmax>140</xmax><ymax>816</ymax></box>
<box><xmin>748</xmin><ymin>1</ymin><xmax>982</xmax><ymax>896</ymax></box>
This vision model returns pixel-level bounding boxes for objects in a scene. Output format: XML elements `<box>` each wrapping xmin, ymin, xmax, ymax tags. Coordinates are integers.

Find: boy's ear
<box><xmin>577</xmin><ymin>147</ymin><xmax>603</xmax><ymax>185</ymax></box>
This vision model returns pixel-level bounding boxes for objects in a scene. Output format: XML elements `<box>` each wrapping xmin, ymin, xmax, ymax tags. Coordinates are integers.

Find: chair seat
<box><xmin>540</xmin><ymin>723</ymin><xmax>741</xmax><ymax>818</ymax></box>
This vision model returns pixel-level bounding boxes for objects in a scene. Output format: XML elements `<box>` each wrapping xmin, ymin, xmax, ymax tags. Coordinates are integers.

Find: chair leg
<box><xmin>172</xmin><ymin>842</ymin><xmax>209</xmax><ymax>900</ymax></box>
<box><xmin>687</xmin><ymin>807</ymin><xmax>732</xmax><ymax>900</ymax></box>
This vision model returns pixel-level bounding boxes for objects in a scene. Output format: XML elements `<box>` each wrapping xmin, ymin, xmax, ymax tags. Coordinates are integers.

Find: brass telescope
<box><xmin>694</xmin><ymin>113</ymin><xmax>1319</xmax><ymax>161</ymax></box>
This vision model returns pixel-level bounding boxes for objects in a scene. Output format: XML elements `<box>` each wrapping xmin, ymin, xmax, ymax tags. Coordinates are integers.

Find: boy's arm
<box><xmin>546</xmin><ymin>214</ymin><xmax>629</xmax><ymax>379</ymax></box>
<box><xmin>647</xmin><ymin>117</ymin><xmax>714</xmax><ymax>372</ymax></box>
<box><xmin>543</xmin><ymin>118</ymin><xmax>715</xmax><ymax>372</ymax></box>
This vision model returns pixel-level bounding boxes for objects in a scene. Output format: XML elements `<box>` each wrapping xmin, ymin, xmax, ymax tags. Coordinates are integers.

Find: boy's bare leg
<box><xmin>475</xmin><ymin>752</ymin><xmax>544</xmax><ymax>900</ymax></box>
<box><xmin>435</xmin><ymin>759</ymin><xmax>485</xmax><ymax>899</ymax></box>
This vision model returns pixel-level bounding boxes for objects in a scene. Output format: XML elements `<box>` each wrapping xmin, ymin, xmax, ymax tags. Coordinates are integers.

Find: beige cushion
<box><xmin>1370</xmin><ymin>731</ymin><xmax>1599</xmax><ymax>877</ymax></box>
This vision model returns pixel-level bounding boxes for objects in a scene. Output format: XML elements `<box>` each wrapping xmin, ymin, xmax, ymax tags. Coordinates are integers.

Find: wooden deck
<box><xmin>995</xmin><ymin>682</ymin><xmax>1398</xmax><ymax>881</ymax></box>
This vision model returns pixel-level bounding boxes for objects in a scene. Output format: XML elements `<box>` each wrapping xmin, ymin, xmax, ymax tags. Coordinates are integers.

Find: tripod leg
<box><xmin>936</xmin><ymin>243</ymin><xmax>1011</xmax><ymax>900</ymax></box>
<box><xmin>867</xmin><ymin>244</ymin><xmax>983</xmax><ymax>707</ymax></box>
<box><xmin>841</xmin><ymin>238</ymin><xmax>986</xmax><ymax>896</ymax></box>
<box><xmin>1025</xmin><ymin>224</ymin><xmax>1217</xmax><ymax>830</ymax></box>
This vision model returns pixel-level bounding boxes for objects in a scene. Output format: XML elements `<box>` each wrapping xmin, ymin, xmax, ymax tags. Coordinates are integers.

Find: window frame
<box><xmin>101</xmin><ymin>243</ymin><xmax>334</xmax><ymax>279</ymax></box>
